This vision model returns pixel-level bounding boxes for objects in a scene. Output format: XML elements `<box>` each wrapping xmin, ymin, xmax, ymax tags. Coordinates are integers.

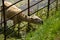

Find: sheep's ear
<box><xmin>0</xmin><ymin>6</ymin><xmax>5</xmax><ymax>12</ymax></box>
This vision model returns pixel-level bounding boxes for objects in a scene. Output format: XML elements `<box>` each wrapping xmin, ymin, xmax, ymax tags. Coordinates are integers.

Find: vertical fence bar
<box><xmin>28</xmin><ymin>0</ymin><xmax>30</xmax><ymax>16</ymax></box>
<box><xmin>2</xmin><ymin>0</ymin><xmax>7</xmax><ymax>40</ymax></box>
<box><xmin>47</xmin><ymin>0</ymin><xmax>50</xmax><ymax>18</ymax></box>
<box><xmin>56</xmin><ymin>0</ymin><xmax>58</xmax><ymax>11</ymax></box>
<box><xmin>27</xmin><ymin>0</ymin><xmax>31</xmax><ymax>32</ymax></box>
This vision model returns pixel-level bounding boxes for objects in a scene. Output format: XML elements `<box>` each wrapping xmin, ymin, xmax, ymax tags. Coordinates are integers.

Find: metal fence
<box><xmin>0</xmin><ymin>0</ymin><xmax>58</xmax><ymax>40</ymax></box>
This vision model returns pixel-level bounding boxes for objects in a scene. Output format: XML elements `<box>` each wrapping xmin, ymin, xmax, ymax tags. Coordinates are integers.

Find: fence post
<box><xmin>2</xmin><ymin>0</ymin><xmax>7</xmax><ymax>40</ymax></box>
<box><xmin>47</xmin><ymin>0</ymin><xmax>50</xmax><ymax>19</ymax></box>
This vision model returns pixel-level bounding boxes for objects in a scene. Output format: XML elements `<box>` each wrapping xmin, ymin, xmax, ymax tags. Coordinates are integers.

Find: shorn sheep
<box><xmin>0</xmin><ymin>1</ymin><xmax>43</xmax><ymax>25</ymax></box>
<box><xmin>0</xmin><ymin>1</ymin><xmax>43</xmax><ymax>38</ymax></box>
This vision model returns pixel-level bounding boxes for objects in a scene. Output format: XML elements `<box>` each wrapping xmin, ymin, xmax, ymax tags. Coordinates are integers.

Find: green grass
<box><xmin>0</xmin><ymin>7</ymin><xmax>60</xmax><ymax>40</ymax></box>
<box><xmin>0</xmin><ymin>8</ymin><xmax>60</xmax><ymax>40</ymax></box>
<box><xmin>25</xmin><ymin>9</ymin><xmax>60</xmax><ymax>40</ymax></box>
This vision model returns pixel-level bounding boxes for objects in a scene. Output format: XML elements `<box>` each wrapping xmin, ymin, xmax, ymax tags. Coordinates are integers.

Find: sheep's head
<box><xmin>30</xmin><ymin>15</ymin><xmax>43</xmax><ymax>24</ymax></box>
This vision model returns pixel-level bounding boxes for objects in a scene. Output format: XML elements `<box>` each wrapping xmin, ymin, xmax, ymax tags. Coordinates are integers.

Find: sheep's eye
<box><xmin>31</xmin><ymin>18</ymin><xmax>33</xmax><ymax>19</ymax></box>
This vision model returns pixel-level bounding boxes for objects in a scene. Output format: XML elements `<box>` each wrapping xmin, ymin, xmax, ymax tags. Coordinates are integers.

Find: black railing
<box><xmin>0</xmin><ymin>0</ymin><xmax>59</xmax><ymax>40</ymax></box>
<box><xmin>2</xmin><ymin>0</ymin><xmax>6</xmax><ymax>40</ymax></box>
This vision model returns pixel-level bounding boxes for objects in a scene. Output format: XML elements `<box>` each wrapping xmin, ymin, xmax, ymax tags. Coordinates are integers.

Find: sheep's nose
<box><xmin>37</xmin><ymin>19</ymin><xmax>43</xmax><ymax>24</ymax></box>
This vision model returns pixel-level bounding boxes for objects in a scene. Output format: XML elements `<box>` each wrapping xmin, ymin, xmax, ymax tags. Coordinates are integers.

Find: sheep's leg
<box><xmin>13</xmin><ymin>16</ymin><xmax>22</xmax><ymax>38</ymax></box>
<box><xmin>17</xmin><ymin>16</ymin><xmax>22</xmax><ymax>38</ymax></box>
